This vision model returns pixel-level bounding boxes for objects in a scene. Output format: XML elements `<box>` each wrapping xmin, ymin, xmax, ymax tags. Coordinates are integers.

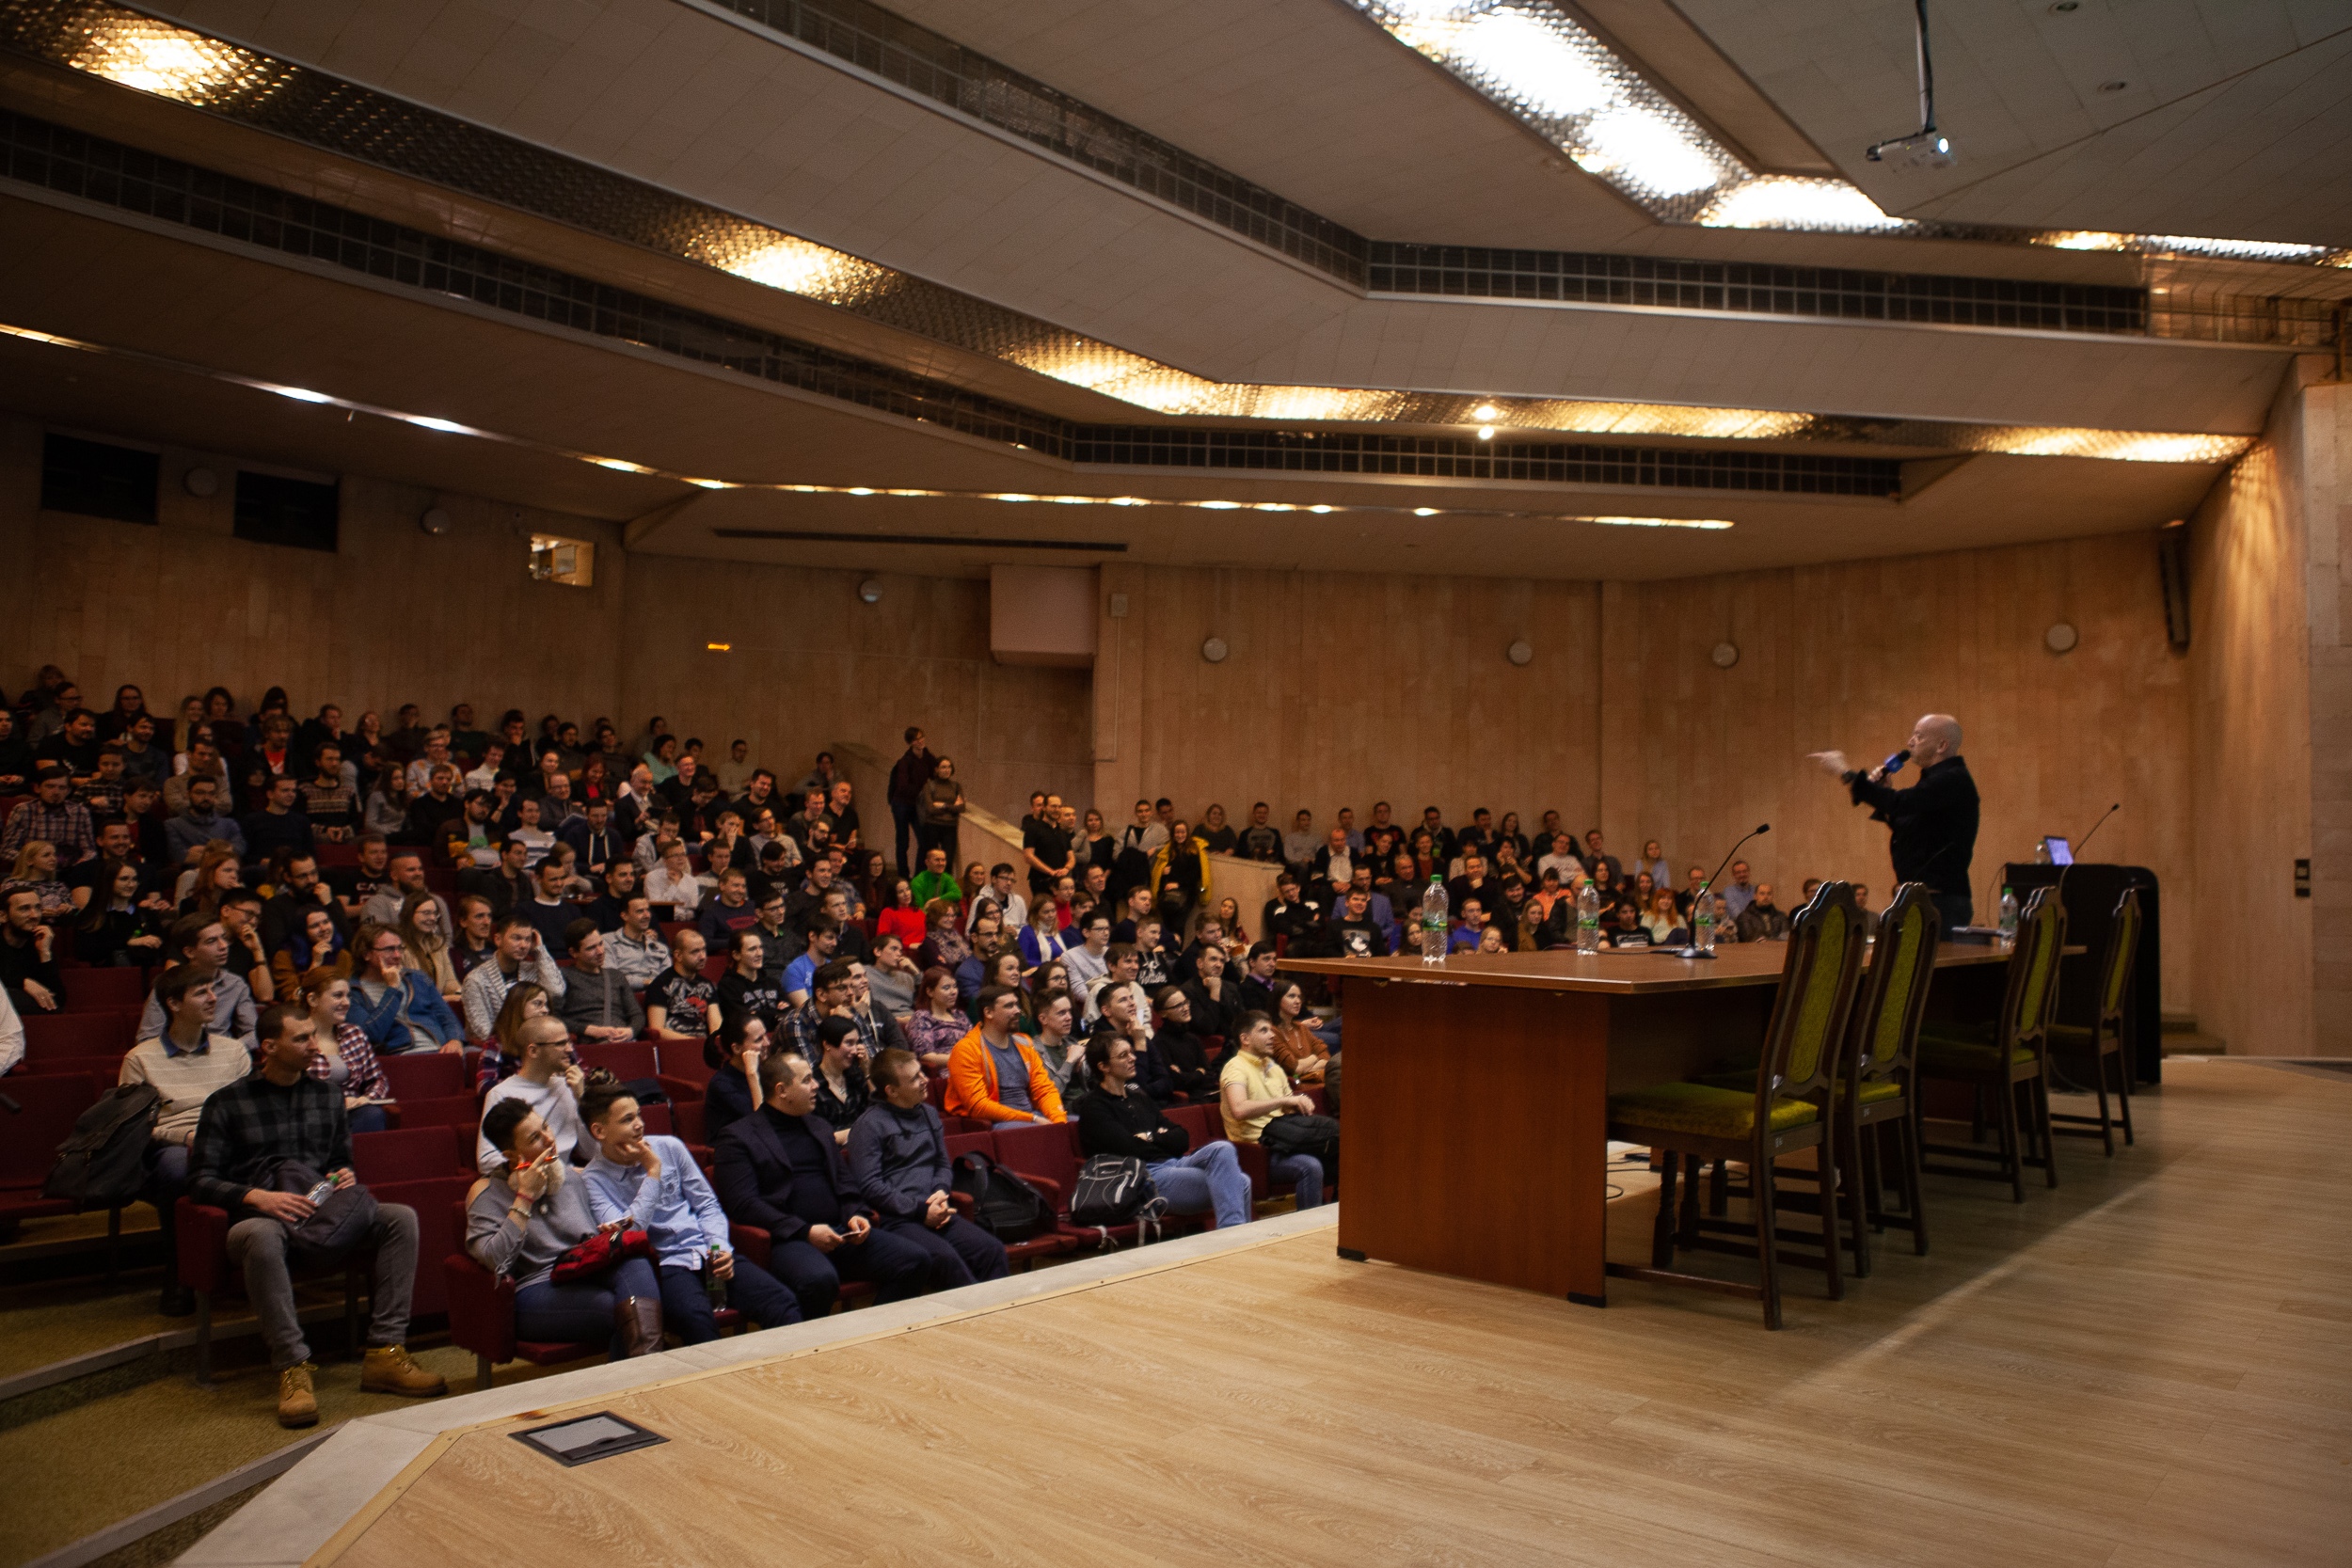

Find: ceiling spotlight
<box><xmin>1472</xmin><ymin>404</ymin><xmax>1500</xmax><ymax>420</ymax></box>
<box><xmin>1478</xmin><ymin>426</ymin><xmax>1496</xmax><ymax>441</ymax></box>
<box><xmin>418</xmin><ymin>506</ymin><xmax>452</xmax><ymax>536</ymax></box>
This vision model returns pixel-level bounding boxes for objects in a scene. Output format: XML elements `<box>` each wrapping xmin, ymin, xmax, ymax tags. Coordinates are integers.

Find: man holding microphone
<box><xmin>1809</xmin><ymin>713</ymin><xmax>1979</xmax><ymax>935</ymax></box>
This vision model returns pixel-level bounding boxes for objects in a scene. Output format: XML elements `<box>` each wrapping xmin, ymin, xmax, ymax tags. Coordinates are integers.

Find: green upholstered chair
<box><xmin>1916</xmin><ymin>885</ymin><xmax>2066</xmax><ymax>1201</ymax></box>
<box><xmin>2044</xmin><ymin>886</ymin><xmax>2140</xmax><ymax>1154</ymax></box>
<box><xmin>1835</xmin><ymin>881</ymin><xmax>1941</xmax><ymax>1274</ymax></box>
<box><xmin>1693</xmin><ymin>882</ymin><xmax>1940</xmax><ymax>1281</ymax></box>
<box><xmin>1606</xmin><ymin>882</ymin><xmax>1867</xmax><ymax>1329</ymax></box>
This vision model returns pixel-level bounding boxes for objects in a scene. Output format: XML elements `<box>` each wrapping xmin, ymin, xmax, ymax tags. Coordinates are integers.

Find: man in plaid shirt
<box><xmin>1</xmin><ymin>766</ymin><xmax>98</xmax><ymax>865</ymax></box>
<box><xmin>189</xmin><ymin>1002</ymin><xmax>448</xmax><ymax>1427</ymax></box>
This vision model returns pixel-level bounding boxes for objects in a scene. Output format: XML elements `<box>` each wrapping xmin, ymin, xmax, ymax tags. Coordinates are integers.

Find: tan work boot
<box><xmin>359</xmin><ymin>1344</ymin><xmax>449</xmax><ymax>1398</ymax></box>
<box><xmin>277</xmin><ymin>1362</ymin><xmax>320</xmax><ymax>1428</ymax></box>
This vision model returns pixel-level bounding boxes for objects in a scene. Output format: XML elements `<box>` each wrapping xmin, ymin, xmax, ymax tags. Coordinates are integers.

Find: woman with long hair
<box><xmin>481</xmin><ymin>981</ymin><xmax>551</xmax><ymax>1091</ymax></box>
<box><xmin>74</xmin><ymin>857</ymin><xmax>164</xmax><ymax>965</ymax></box>
<box><xmin>179</xmin><ymin>844</ymin><xmax>243</xmax><ymax>917</ymax></box>
<box><xmin>364</xmin><ymin>765</ymin><xmax>413</xmax><ymax>842</ymax></box>
<box><xmin>398</xmin><ymin>890</ymin><xmax>459</xmax><ymax>1000</ymax></box>
<box><xmin>1015</xmin><ymin>898</ymin><xmax>1068</xmax><ymax>974</ymax></box>
<box><xmin>1642</xmin><ymin>888</ymin><xmax>1685</xmax><ymax>946</ymax></box>
<box><xmin>644</xmin><ymin>734</ymin><xmax>679</xmax><ymax>784</ymax></box>
<box><xmin>170</xmin><ymin>694</ymin><xmax>205</xmax><ymax>756</ymax></box>
<box><xmin>1495</xmin><ymin>811</ymin><xmax>1530</xmax><ymax>866</ymax></box>
<box><xmin>99</xmin><ymin>683</ymin><xmax>151</xmax><ymax>741</ymax></box>
<box><xmin>905</xmin><ymin>965</ymin><xmax>964</xmax><ymax>1077</ymax></box>
<box><xmin>875</xmin><ymin>879</ymin><xmax>926</xmax><ymax>950</ymax></box>
<box><xmin>1213</xmin><ymin>895</ymin><xmax>1249</xmax><ymax>955</ymax></box>
<box><xmin>580</xmin><ymin>752</ymin><xmax>612</xmax><ymax>806</ymax></box>
<box><xmin>1148</xmin><ymin>819</ymin><xmax>1211</xmax><ymax>923</ymax></box>
<box><xmin>917</xmin><ymin>896</ymin><xmax>967</xmax><ymax>974</ymax></box>
<box><xmin>9</xmin><ymin>841</ymin><xmax>72</xmax><ymax>921</ymax></box>
<box><xmin>271</xmin><ymin>904</ymin><xmax>348</xmax><ymax>997</ymax></box>
<box><xmin>301</xmin><ymin>967</ymin><xmax>392</xmax><ymax>1133</ymax></box>
<box><xmin>1265</xmin><ymin>977</ymin><xmax>1331</xmax><ymax>1085</ymax></box>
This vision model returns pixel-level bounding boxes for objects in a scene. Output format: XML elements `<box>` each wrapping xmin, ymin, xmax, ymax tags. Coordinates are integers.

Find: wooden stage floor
<box><xmin>252</xmin><ymin>1060</ymin><xmax>2352</xmax><ymax>1567</ymax></box>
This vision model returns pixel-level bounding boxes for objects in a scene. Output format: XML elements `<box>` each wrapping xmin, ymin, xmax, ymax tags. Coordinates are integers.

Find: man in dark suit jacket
<box><xmin>711</xmin><ymin>1052</ymin><xmax>932</xmax><ymax>1321</ymax></box>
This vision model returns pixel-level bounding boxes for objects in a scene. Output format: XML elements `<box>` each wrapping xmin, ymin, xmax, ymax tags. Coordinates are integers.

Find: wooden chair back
<box><xmin>1755</xmin><ymin>881</ymin><xmax>1867</xmax><ymax>1120</ymax></box>
<box><xmin>1851</xmin><ymin>881</ymin><xmax>1942</xmax><ymax>1096</ymax></box>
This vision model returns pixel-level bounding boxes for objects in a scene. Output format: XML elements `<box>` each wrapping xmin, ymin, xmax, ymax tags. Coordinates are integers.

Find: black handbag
<box><xmin>1068</xmin><ymin>1154</ymin><xmax>1152</xmax><ymax>1227</ymax></box>
<box><xmin>259</xmin><ymin>1158</ymin><xmax>380</xmax><ymax>1259</ymax></box>
<box><xmin>1260</xmin><ymin>1112</ymin><xmax>1341</xmax><ymax>1160</ymax></box>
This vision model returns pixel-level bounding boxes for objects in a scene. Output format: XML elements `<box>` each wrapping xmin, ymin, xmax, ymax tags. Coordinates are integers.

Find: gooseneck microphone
<box><xmin>2072</xmin><ymin>802</ymin><xmax>2122</xmax><ymax>861</ymax></box>
<box><xmin>1677</xmin><ymin>823</ymin><xmax>1771</xmax><ymax>959</ymax></box>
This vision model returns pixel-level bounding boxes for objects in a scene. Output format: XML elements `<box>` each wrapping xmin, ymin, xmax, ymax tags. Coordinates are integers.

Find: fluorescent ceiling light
<box><xmin>1694</xmin><ymin>177</ymin><xmax>1904</xmax><ymax>234</ymax></box>
<box><xmin>1571</xmin><ymin>524</ymin><xmax>1740</xmax><ymax>535</ymax></box>
<box><xmin>1350</xmin><ymin>0</ymin><xmax>2347</xmax><ymax>261</ymax></box>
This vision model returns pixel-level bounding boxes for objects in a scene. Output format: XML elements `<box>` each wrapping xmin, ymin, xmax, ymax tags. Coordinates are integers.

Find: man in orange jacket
<box><xmin>945</xmin><ymin>986</ymin><xmax>1064</xmax><ymax>1127</ymax></box>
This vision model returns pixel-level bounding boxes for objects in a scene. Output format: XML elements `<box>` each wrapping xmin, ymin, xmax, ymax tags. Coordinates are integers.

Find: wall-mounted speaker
<box><xmin>2156</xmin><ymin>525</ymin><xmax>2189</xmax><ymax>650</ymax></box>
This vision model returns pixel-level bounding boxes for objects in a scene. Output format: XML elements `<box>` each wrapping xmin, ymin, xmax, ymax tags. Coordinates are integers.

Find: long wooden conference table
<box><xmin>1279</xmin><ymin>943</ymin><xmax>2020</xmax><ymax>1307</ymax></box>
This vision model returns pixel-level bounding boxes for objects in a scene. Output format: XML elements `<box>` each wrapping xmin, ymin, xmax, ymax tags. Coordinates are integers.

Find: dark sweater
<box><xmin>1075</xmin><ymin>1084</ymin><xmax>1190</xmax><ymax>1164</ymax></box>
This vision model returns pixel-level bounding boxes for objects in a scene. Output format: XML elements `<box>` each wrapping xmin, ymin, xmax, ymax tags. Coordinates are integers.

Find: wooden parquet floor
<box><xmin>324</xmin><ymin>1061</ymin><xmax>2352</xmax><ymax>1567</ymax></box>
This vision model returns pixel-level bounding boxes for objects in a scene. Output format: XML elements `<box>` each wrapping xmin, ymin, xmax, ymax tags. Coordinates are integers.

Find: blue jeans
<box><xmin>514</xmin><ymin>1257</ymin><xmax>661</xmax><ymax>1357</ymax></box>
<box><xmin>1150</xmin><ymin>1141</ymin><xmax>1253</xmax><ymax>1228</ymax></box>
<box><xmin>348</xmin><ymin>1103</ymin><xmax>389</xmax><ymax>1134</ymax></box>
<box><xmin>656</xmin><ymin>1258</ymin><xmax>802</xmax><ymax>1343</ymax></box>
<box><xmin>1266</xmin><ymin>1149</ymin><xmax>1325</xmax><ymax>1209</ymax></box>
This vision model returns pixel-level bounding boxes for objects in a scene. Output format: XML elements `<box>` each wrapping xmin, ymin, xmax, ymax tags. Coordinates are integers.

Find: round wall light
<box><xmin>418</xmin><ymin>506</ymin><xmax>452</xmax><ymax>536</ymax></box>
<box><xmin>183</xmin><ymin>467</ymin><xmax>218</xmax><ymax>498</ymax></box>
<box><xmin>1711</xmin><ymin>641</ymin><xmax>1740</xmax><ymax>669</ymax></box>
<box><xmin>2045</xmin><ymin>622</ymin><xmax>2079</xmax><ymax>654</ymax></box>
<box><xmin>1506</xmin><ymin>639</ymin><xmax>1534</xmax><ymax>666</ymax></box>
<box><xmin>858</xmin><ymin>578</ymin><xmax>883</xmax><ymax>604</ymax></box>
<box><xmin>1201</xmin><ymin>637</ymin><xmax>1230</xmax><ymax>664</ymax></box>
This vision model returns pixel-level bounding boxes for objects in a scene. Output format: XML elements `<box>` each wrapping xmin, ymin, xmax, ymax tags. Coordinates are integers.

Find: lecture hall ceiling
<box><xmin>0</xmin><ymin>0</ymin><xmax>2344</xmax><ymax>579</ymax></box>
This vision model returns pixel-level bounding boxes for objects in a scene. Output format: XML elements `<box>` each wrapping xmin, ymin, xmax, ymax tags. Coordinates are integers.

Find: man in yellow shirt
<box><xmin>1217</xmin><ymin>1011</ymin><xmax>1329</xmax><ymax>1209</ymax></box>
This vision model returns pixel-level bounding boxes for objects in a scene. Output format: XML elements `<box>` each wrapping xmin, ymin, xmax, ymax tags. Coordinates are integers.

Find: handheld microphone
<box><xmin>1880</xmin><ymin>747</ymin><xmax>1913</xmax><ymax>780</ymax></box>
<box><xmin>1677</xmin><ymin>824</ymin><xmax>1770</xmax><ymax>959</ymax></box>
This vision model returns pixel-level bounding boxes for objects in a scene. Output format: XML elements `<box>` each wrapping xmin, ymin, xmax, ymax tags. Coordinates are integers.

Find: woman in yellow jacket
<box><xmin>1148</xmin><ymin>819</ymin><xmax>1213</xmax><ymax>923</ymax></box>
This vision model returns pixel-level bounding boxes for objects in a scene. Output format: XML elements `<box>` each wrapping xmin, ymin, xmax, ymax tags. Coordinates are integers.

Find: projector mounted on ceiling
<box><xmin>1866</xmin><ymin>0</ymin><xmax>1957</xmax><ymax>170</ymax></box>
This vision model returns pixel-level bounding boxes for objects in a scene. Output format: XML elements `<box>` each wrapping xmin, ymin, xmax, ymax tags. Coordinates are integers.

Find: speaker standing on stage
<box><xmin>1808</xmin><ymin>713</ymin><xmax>1979</xmax><ymax>935</ymax></box>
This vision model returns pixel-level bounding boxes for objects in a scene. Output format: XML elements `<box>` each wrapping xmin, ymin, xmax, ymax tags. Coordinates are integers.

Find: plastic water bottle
<box><xmin>1575</xmin><ymin>880</ymin><xmax>1602</xmax><ymax>954</ymax></box>
<box><xmin>1419</xmin><ymin>876</ymin><xmax>1449</xmax><ymax>966</ymax></box>
<box><xmin>1692</xmin><ymin>886</ymin><xmax>1716</xmax><ymax>955</ymax></box>
<box><xmin>1996</xmin><ymin>886</ymin><xmax>2019</xmax><ymax>949</ymax></box>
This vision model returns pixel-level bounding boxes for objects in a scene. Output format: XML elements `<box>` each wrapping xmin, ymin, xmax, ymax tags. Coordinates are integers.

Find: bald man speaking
<box><xmin>1809</xmin><ymin>714</ymin><xmax>1979</xmax><ymax>935</ymax></box>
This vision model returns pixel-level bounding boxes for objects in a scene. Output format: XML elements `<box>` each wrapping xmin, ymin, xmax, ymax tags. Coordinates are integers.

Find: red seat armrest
<box><xmin>442</xmin><ymin>1251</ymin><xmax>517</xmax><ymax>1364</ymax></box>
<box><xmin>732</xmin><ymin>1224</ymin><xmax>771</xmax><ymax>1270</ymax></box>
<box><xmin>177</xmin><ymin>1198</ymin><xmax>231</xmax><ymax>1293</ymax></box>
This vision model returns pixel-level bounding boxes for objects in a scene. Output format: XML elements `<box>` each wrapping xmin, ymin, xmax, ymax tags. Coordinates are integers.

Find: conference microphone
<box><xmin>1677</xmin><ymin>823</ymin><xmax>1770</xmax><ymax>959</ymax></box>
<box><xmin>2053</xmin><ymin>801</ymin><xmax>2122</xmax><ymax>912</ymax></box>
<box><xmin>2073</xmin><ymin>801</ymin><xmax>2122</xmax><ymax>861</ymax></box>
